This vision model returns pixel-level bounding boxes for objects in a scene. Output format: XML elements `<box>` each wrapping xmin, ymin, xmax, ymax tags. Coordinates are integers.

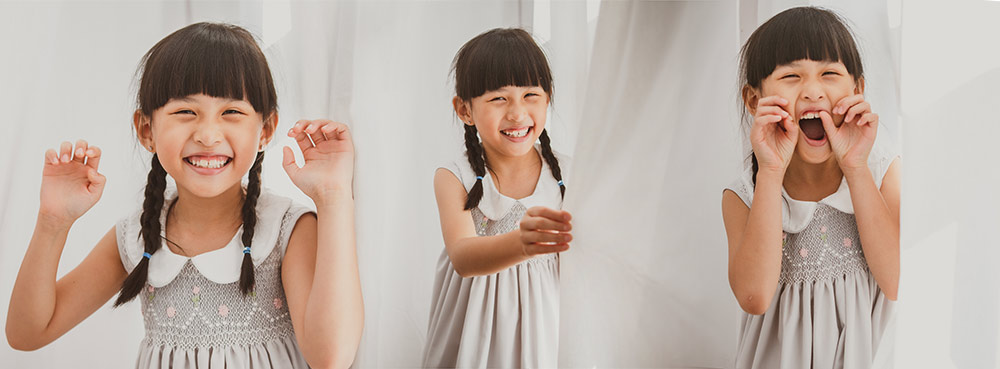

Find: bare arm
<box><xmin>845</xmin><ymin>158</ymin><xmax>900</xmax><ymax>300</ymax></box>
<box><xmin>6</xmin><ymin>222</ymin><xmax>126</xmax><ymax>350</ymax></box>
<box><xmin>434</xmin><ymin>168</ymin><xmax>571</xmax><ymax>278</ymax></box>
<box><xmin>723</xmin><ymin>169</ymin><xmax>786</xmax><ymax>315</ymax></box>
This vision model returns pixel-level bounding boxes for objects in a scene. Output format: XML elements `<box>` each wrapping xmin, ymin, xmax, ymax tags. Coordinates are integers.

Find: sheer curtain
<box><xmin>558</xmin><ymin>1</ymin><xmax>901</xmax><ymax>367</ymax></box>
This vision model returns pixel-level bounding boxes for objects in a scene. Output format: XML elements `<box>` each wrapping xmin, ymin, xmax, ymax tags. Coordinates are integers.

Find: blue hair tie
<box><xmin>243</xmin><ymin>247</ymin><xmax>251</xmax><ymax>254</ymax></box>
<box><xmin>476</xmin><ymin>176</ymin><xmax>483</xmax><ymax>181</ymax></box>
<box><xmin>557</xmin><ymin>180</ymin><xmax>564</xmax><ymax>186</ymax></box>
<box><xmin>142</xmin><ymin>252</ymin><xmax>152</xmax><ymax>259</ymax></box>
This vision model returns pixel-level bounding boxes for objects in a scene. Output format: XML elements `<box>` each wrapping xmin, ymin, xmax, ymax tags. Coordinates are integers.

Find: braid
<box><xmin>463</xmin><ymin>125</ymin><xmax>488</xmax><ymax>210</ymax></box>
<box><xmin>238</xmin><ymin>151</ymin><xmax>264</xmax><ymax>295</ymax></box>
<box><xmin>538</xmin><ymin>129</ymin><xmax>565</xmax><ymax>198</ymax></box>
<box><xmin>751</xmin><ymin>153</ymin><xmax>760</xmax><ymax>187</ymax></box>
<box><xmin>115</xmin><ymin>154</ymin><xmax>167</xmax><ymax>307</ymax></box>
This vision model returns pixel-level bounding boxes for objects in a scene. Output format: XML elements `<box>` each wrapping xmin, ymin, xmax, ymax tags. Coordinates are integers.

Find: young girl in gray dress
<box><xmin>722</xmin><ymin>7</ymin><xmax>900</xmax><ymax>369</ymax></box>
<box><xmin>6</xmin><ymin>23</ymin><xmax>363</xmax><ymax>368</ymax></box>
<box><xmin>422</xmin><ymin>28</ymin><xmax>573</xmax><ymax>368</ymax></box>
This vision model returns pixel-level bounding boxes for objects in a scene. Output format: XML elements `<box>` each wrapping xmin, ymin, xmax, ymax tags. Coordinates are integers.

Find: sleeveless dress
<box><xmin>726</xmin><ymin>150</ymin><xmax>898</xmax><ymax>369</ymax></box>
<box><xmin>423</xmin><ymin>145</ymin><xmax>570</xmax><ymax>368</ymax></box>
<box><xmin>115</xmin><ymin>188</ymin><xmax>314</xmax><ymax>369</ymax></box>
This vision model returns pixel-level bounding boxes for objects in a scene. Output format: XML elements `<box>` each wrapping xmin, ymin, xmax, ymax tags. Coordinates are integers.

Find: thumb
<box><xmin>281</xmin><ymin>146</ymin><xmax>299</xmax><ymax>178</ymax></box>
<box><xmin>87</xmin><ymin>169</ymin><xmax>106</xmax><ymax>192</ymax></box>
<box><xmin>819</xmin><ymin>111</ymin><xmax>837</xmax><ymax>141</ymax></box>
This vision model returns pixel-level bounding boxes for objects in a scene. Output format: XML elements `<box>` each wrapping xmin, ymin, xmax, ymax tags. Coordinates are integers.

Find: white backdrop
<box><xmin>0</xmin><ymin>1</ymin><xmax>997</xmax><ymax>369</ymax></box>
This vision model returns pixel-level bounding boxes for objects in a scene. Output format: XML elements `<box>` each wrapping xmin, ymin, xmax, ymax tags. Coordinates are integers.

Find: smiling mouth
<box><xmin>184</xmin><ymin>156</ymin><xmax>233</xmax><ymax>169</ymax></box>
<box><xmin>798</xmin><ymin>112</ymin><xmax>825</xmax><ymax>141</ymax></box>
<box><xmin>501</xmin><ymin>126</ymin><xmax>532</xmax><ymax>138</ymax></box>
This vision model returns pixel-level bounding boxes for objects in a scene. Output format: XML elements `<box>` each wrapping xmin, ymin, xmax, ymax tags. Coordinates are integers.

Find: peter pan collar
<box><xmin>452</xmin><ymin>144</ymin><xmax>567</xmax><ymax>220</ymax></box>
<box><xmin>121</xmin><ymin>187</ymin><xmax>293</xmax><ymax>287</ymax></box>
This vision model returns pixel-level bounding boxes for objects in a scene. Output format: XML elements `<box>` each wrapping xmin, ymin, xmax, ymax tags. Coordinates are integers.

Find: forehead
<box><xmin>166</xmin><ymin>94</ymin><xmax>250</xmax><ymax>104</ymax></box>
<box><xmin>775</xmin><ymin>59</ymin><xmax>846</xmax><ymax>70</ymax></box>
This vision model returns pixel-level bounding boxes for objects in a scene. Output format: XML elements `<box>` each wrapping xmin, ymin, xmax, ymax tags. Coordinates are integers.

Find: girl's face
<box><xmin>135</xmin><ymin>93</ymin><xmax>275</xmax><ymax>198</ymax></box>
<box><xmin>456</xmin><ymin>85</ymin><xmax>549</xmax><ymax>159</ymax></box>
<box><xmin>756</xmin><ymin>59</ymin><xmax>863</xmax><ymax>164</ymax></box>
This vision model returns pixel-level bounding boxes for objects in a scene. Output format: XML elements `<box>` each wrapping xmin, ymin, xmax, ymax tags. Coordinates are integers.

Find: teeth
<box><xmin>502</xmin><ymin>127</ymin><xmax>530</xmax><ymax>138</ymax></box>
<box><xmin>188</xmin><ymin>158</ymin><xmax>227</xmax><ymax>169</ymax></box>
<box><xmin>800</xmin><ymin>112</ymin><xmax>821</xmax><ymax>120</ymax></box>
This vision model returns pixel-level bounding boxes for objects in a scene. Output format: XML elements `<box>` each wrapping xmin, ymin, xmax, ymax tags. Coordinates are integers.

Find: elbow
<box><xmin>6</xmin><ymin>332</ymin><xmax>43</xmax><ymax>352</ymax></box>
<box><xmin>738</xmin><ymin>297</ymin><xmax>771</xmax><ymax>316</ymax></box>
<box><xmin>453</xmin><ymin>265</ymin><xmax>475</xmax><ymax>278</ymax></box>
<box><xmin>308</xmin><ymin>350</ymin><xmax>357</xmax><ymax>369</ymax></box>
<box><xmin>882</xmin><ymin>285</ymin><xmax>899</xmax><ymax>301</ymax></box>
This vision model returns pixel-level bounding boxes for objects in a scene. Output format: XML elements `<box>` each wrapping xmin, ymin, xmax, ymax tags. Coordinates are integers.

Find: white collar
<box><xmin>121</xmin><ymin>188</ymin><xmax>293</xmax><ymax>287</ymax></box>
<box><xmin>452</xmin><ymin>144</ymin><xmax>567</xmax><ymax>220</ymax></box>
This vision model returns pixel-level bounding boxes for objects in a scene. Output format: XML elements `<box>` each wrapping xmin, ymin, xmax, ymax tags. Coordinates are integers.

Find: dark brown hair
<box><xmin>452</xmin><ymin>28</ymin><xmax>565</xmax><ymax>210</ymax></box>
<box><xmin>739</xmin><ymin>7</ymin><xmax>863</xmax><ymax>185</ymax></box>
<box><xmin>115</xmin><ymin>22</ymin><xmax>276</xmax><ymax>306</ymax></box>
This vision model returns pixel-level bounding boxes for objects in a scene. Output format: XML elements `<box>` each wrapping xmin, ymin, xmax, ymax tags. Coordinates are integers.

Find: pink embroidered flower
<box><xmin>274</xmin><ymin>298</ymin><xmax>283</xmax><ymax>310</ymax></box>
<box><xmin>166</xmin><ymin>306</ymin><xmax>176</xmax><ymax>318</ymax></box>
<box><xmin>820</xmin><ymin>226</ymin><xmax>828</xmax><ymax>233</ymax></box>
<box><xmin>147</xmin><ymin>285</ymin><xmax>155</xmax><ymax>293</ymax></box>
<box><xmin>192</xmin><ymin>286</ymin><xmax>201</xmax><ymax>295</ymax></box>
<box><xmin>799</xmin><ymin>249</ymin><xmax>809</xmax><ymax>258</ymax></box>
<box><xmin>843</xmin><ymin>238</ymin><xmax>853</xmax><ymax>248</ymax></box>
<box><xmin>218</xmin><ymin>304</ymin><xmax>230</xmax><ymax>317</ymax></box>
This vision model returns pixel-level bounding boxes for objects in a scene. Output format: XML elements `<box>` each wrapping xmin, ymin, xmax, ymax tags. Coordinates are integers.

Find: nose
<box><xmin>506</xmin><ymin>100</ymin><xmax>528</xmax><ymax>123</ymax></box>
<box><xmin>800</xmin><ymin>79</ymin><xmax>825</xmax><ymax>102</ymax></box>
<box><xmin>192</xmin><ymin>119</ymin><xmax>223</xmax><ymax>147</ymax></box>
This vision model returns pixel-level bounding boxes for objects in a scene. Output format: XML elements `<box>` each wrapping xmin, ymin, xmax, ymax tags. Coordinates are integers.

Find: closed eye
<box><xmin>172</xmin><ymin>109</ymin><xmax>195</xmax><ymax>115</ymax></box>
<box><xmin>780</xmin><ymin>74</ymin><xmax>799</xmax><ymax>80</ymax></box>
<box><xmin>223</xmin><ymin>109</ymin><xmax>245</xmax><ymax>115</ymax></box>
<box><xmin>488</xmin><ymin>96</ymin><xmax>506</xmax><ymax>102</ymax></box>
<box><xmin>823</xmin><ymin>71</ymin><xmax>841</xmax><ymax>76</ymax></box>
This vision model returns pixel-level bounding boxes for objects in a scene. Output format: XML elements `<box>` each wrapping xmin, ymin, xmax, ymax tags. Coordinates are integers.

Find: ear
<box><xmin>855</xmin><ymin>77</ymin><xmax>866</xmax><ymax>95</ymax></box>
<box><xmin>453</xmin><ymin>96</ymin><xmax>473</xmax><ymax>126</ymax></box>
<box><xmin>260</xmin><ymin>112</ymin><xmax>278</xmax><ymax>149</ymax></box>
<box><xmin>133</xmin><ymin>109</ymin><xmax>154</xmax><ymax>152</ymax></box>
<box><xmin>741</xmin><ymin>84</ymin><xmax>761</xmax><ymax>116</ymax></box>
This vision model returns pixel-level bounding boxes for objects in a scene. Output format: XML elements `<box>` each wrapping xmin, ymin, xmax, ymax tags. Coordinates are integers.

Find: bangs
<box><xmin>453</xmin><ymin>28</ymin><xmax>553</xmax><ymax>101</ymax></box>
<box><xmin>740</xmin><ymin>7</ymin><xmax>863</xmax><ymax>89</ymax></box>
<box><xmin>137</xmin><ymin>23</ymin><xmax>276</xmax><ymax>117</ymax></box>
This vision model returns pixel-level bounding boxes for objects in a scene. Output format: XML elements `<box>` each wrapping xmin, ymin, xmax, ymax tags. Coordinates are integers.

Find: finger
<box><xmin>87</xmin><ymin>167</ymin><xmax>106</xmax><ymax>186</ymax></box>
<box><xmin>521</xmin><ymin>216</ymin><xmax>572</xmax><ymax>232</ymax></box>
<box><xmin>525</xmin><ymin>206</ymin><xmax>571</xmax><ymax>222</ymax></box>
<box><xmin>757</xmin><ymin>96</ymin><xmax>789</xmax><ymax>108</ymax></box>
<box><xmin>819</xmin><ymin>111</ymin><xmax>838</xmax><ymax>140</ymax></box>
<box><xmin>59</xmin><ymin>141</ymin><xmax>73</xmax><ymax>163</ymax></box>
<box><xmin>833</xmin><ymin>94</ymin><xmax>865</xmax><ymax>115</ymax></box>
<box><xmin>523</xmin><ymin>230</ymin><xmax>573</xmax><ymax>244</ymax></box>
<box><xmin>281</xmin><ymin>146</ymin><xmax>299</xmax><ymax>178</ymax></box>
<box><xmin>85</xmin><ymin>145</ymin><xmax>102</xmax><ymax>170</ymax></box>
<box><xmin>857</xmin><ymin>112</ymin><xmax>879</xmax><ymax>128</ymax></box>
<box><xmin>304</xmin><ymin>120</ymin><xmax>327</xmax><ymax>143</ymax></box>
<box><xmin>754</xmin><ymin>114</ymin><xmax>785</xmax><ymax>128</ymax></box>
<box><xmin>756</xmin><ymin>106</ymin><xmax>790</xmax><ymax>119</ymax></box>
<box><xmin>781</xmin><ymin>114</ymin><xmax>797</xmax><ymax>134</ymax></box>
<box><xmin>44</xmin><ymin>149</ymin><xmax>59</xmax><ymax>165</ymax></box>
<box><xmin>525</xmin><ymin>243</ymin><xmax>570</xmax><ymax>255</ymax></box>
<box><xmin>844</xmin><ymin>101</ymin><xmax>871</xmax><ymax>124</ymax></box>
<box><xmin>289</xmin><ymin>125</ymin><xmax>315</xmax><ymax>152</ymax></box>
<box><xmin>320</xmin><ymin>121</ymin><xmax>353</xmax><ymax>143</ymax></box>
<box><xmin>73</xmin><ymin>139</ymin><xmax>89</xmax><ymax>164</ymax></box>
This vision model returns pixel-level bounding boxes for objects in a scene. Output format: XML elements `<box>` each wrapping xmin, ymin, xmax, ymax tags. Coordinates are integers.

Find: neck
<box><xmin>171</xmin><ymin>184</ymin><xmax>245</xmax><ymax>231</ymax></box>
<box><xmin>482</xmin><ymin>145</ymin><xmax>541</xmax><ymax>180</ymax></box>
<box><xmin>784</xmin><ymin>154</ymin><xmax>842</xmax><ymax>188</ymax></box>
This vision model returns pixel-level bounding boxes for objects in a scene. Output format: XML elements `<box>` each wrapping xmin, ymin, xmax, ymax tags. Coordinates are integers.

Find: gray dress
<box><xmin>726</xmin><ymin>151</ymin><xmax>897</xmax><ymax>369</ymax></box>
<box><xmin>423</xmin><ymin>146</ymin><xmax>569</xmax><ymax>368</ymax></box>
<box><xmin>116</xmin><ymin>188</ymin><xmax>314</xmax><ymax>369</ymax></box>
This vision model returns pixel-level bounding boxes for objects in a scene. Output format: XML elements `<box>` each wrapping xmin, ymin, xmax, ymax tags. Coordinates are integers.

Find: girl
<box><xmin>722</xmin><ymin>7</ymin><xmax>900</xmax><ymax>369</ymax></box>
<box><xmin>6</xmin><ymin>23</ymin><xmax>363</xmax><ymax>369</ymax></box>
<box><xmin>422</xmin><ymin>28</ymin><xmax>572</xmax><ymax>368</ymax></box>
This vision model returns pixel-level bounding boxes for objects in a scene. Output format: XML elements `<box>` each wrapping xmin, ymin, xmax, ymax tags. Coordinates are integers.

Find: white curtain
<box><xmin>558</xmin><ymin>1</ymin><xmax>901</xmax><ymax>368</ymax></box>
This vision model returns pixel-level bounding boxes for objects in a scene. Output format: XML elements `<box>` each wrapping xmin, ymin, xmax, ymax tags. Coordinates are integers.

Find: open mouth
<box><xmin>501</xmin><ymin>126</ymin><xmax>533</xmax><ymax>139</ymax></box>
<box><xmin>183</xmin><ymin>156</ymin><xmax>233</xmax><ymax>170</ymax></box>
<box><xmin>798</xmin><ymin>112</ymin><xmax>825</xmax><ymax>141</ymax></box>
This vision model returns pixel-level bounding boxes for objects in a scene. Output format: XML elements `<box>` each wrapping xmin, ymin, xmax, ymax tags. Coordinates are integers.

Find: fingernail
<box><xmin>50</xmin><ymin>157</ymin><xmax>59</xmax><ymax>164</ymax></box>
<box><xmin>76</xmin><ymin>148</ymin><xmax>83</xmax><ymax>157</ymax></box>
<box><xmin>61</xmin><ymin>154</ymin><xmax>69</xmax><ymax>162</ymax></box>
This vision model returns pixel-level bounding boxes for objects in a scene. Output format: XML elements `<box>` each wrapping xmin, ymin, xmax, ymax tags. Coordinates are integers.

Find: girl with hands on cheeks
<box><xmin>722</xmin><ymin>7</ymin><xmax>899</xmax><ymax>369</ymax></box>
<box><xmin>423</xmin><ymin>28</ymin><xmax>572</xmax><ymax>369</ymax></box>
<box><xmin>6</xmin><ymin>23</ymin><xmax>362</xmax><ymax>369</ymax></box>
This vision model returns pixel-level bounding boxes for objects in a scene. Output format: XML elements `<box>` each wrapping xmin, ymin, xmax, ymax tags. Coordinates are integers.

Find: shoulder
<box><xmin>437</xmin><ymin>153</ymin><xmax>476</xmax><ymax>193</ymax></box>
<box><xmin>722</xmin><ymin>166</ymin><xmax>754</xmax><ymax>208</ymax></box>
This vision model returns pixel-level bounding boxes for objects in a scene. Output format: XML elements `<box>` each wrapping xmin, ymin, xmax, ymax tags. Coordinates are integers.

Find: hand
<box><xmin>282</xmin><ymin>120</ymin><xmax>355</xmax><ymax>203</ymax></box>
<box><xmin>750</xmin><ymin>96</ymin><xmax>798</xmax><ymax>175</ymax></box>
<box><xmin>518</xmin><ymin>206</ymin><xmax>572</xmax><ymax>256</ymax></box>
<box><xmin>820</xmin><ymin>94</ymin><xmax>878</xmax><ymax>171</ymax></box>
<box><xmin>38</xmin><ymin>140</ymin><xmax>106</xmax><ymax>226</ymax></box>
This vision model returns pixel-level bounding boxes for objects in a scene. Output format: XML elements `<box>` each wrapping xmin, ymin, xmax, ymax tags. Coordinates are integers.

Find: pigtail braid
<box><xmin>238</xmin><ymin>151</ymin><xmax>264</xmax><ymax>295</ymax></box>
<box><xmin>463</xmin><ymin>125</ymin><xmax>488</xmax><ymax>210</ymax></box>
<box><xmin>538</xmin><ymin>129</ymin><xmax>565</xmax><ymax>198</ymax></box>
<box><xmin>115</xmin><ymin>154</ymin><xmax>167</xmax><ymax>307</ymax></box>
